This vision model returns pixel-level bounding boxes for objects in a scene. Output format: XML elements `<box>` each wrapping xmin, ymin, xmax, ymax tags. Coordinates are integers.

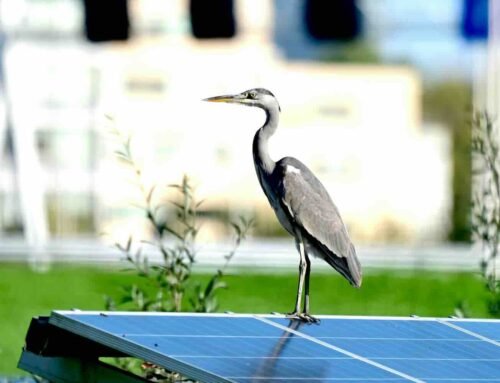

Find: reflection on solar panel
<box><xmin>19</xmin><ymin>311</ymin><xmax>500</xmax><ymax>382</ymax></box>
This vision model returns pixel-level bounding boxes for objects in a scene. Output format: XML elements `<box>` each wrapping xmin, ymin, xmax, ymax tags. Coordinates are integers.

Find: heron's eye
<box><xmin>249</xmin><ymin>92</ymin><xmax>257</xmax><ymax>99</ymax></box>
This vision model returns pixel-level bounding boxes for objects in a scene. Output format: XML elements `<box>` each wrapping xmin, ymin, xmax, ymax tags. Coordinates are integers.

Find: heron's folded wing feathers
<box><xmin>280</xmin><ymin>170</ymin><xmax>362</xmax><ymax>286</ymax></box>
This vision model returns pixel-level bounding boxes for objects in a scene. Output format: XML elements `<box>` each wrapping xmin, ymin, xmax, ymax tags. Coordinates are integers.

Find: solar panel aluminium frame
<box><xmin>46</xmin><ymin>311</ymin><xmax>500</xmax><ymax>383</ymax></box>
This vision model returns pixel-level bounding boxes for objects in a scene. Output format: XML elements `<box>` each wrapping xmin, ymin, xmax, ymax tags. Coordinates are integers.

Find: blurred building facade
<box><xmin>0</xmin><ymin>0</ymin><xmax>487</xmax><ymax>251</ymax></box>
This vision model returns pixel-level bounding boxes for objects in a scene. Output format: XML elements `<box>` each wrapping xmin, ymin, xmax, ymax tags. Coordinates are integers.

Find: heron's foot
<box><xmin>299</xmin><ymin>313</ymin><xmax>320</xmax><ymax>324</ymax></box>
<box><xmin>286</xmin><ymin>311</ymin><xmax>320</xmax><ymax>324</ymax></box>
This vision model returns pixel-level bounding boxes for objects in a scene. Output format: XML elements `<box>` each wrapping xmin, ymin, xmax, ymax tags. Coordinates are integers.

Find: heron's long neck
<box><xmin>253</xmin><ymin>108</ymin><xmax>279</xmax><ymax>175</ymax></box>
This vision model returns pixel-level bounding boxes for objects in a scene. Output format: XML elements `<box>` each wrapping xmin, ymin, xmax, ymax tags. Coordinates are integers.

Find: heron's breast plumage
<box><xmin>254</xmin><ymin>164</ymin><xmax>295</xmax><ymax>235</ymax></box>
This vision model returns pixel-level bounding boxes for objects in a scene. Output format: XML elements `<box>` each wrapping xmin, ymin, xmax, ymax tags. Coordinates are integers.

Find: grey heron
<box><xmin>204</xmin><ymin>88</ymin><xmax>362</xmax><ymax>322</ymax></box>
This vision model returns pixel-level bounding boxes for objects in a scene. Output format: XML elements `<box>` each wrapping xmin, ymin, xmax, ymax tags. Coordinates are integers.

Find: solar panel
<box><xmin>25</xmin><ymin>311</ymin><xmax>500</xmax><ymax>382</ymax></box>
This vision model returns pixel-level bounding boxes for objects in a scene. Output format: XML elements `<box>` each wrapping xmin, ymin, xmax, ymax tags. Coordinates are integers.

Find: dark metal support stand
<box><xmin>18</xmin><ymin>350</ymin><xmax>149</xmax><ymax>383</ymax></box>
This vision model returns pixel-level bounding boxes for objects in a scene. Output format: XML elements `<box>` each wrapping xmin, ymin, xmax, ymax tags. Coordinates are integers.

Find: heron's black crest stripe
<box><xmin>253</xmin><ymin>88</ymin><xmax>276</xmax><ymax>97</ymax></box>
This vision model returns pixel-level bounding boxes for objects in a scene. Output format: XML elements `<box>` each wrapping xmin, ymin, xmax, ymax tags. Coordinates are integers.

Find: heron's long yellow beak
<box><xmin>203</xmin><ymin>94</ymin><xmax>243</xmax><ymax>104</ymax></box>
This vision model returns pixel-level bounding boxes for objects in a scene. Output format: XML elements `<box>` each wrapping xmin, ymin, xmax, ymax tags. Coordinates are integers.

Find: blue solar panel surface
<box><xmin>49</xmin><ymin>311</ymin><xmax>500</xmax><ymax>383</ymax></box>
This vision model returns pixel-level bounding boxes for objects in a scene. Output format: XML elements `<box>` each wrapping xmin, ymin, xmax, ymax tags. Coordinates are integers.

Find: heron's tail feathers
<box><xmin>322</xmin><ymin>243</ymin><xmax>362</xmax><ymax>288</ymax></box>
<box><xmin>346</xmin><ymin>244</ymin><xmax>362</xmax><ymax>288</ymax></box>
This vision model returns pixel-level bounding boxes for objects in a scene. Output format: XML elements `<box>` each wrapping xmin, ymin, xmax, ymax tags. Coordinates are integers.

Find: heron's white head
<box><xmin>203</xmin><ymin>88</ymin><xmax>281</xmax><ymax>113</ymax></box>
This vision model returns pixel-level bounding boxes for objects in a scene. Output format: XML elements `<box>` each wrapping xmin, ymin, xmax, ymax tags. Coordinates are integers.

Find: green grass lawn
<box><xmin>0</xmin><ymin>263</ymin><xmax>492</xmax><ymax>375</ymax></box>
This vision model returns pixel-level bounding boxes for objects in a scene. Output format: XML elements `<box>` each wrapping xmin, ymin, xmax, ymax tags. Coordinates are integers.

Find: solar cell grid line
<box><xmin>438</xmin><ymin>319</ymin><xmax>500</xmax><ymax>346</ymax></box>
<box><xmin>256</xmin><ymin>316</ymin><xmax>425</xmax><ymax>383</ymax></box>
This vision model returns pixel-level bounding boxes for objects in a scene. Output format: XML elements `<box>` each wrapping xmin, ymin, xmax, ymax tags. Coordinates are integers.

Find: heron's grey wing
<box><xmin>279</xmin><ymin>166</ymin><xmax>362</xmax><ymax>287</ymax></box>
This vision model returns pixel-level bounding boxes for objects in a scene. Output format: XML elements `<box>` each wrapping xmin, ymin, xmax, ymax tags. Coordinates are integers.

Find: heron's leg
<box><xmin>287</xmin><ymin>233</ymin><xmax>307</xmax><ymax>316</ymax></box>
<box><xmin>303</xmin><ymin>252</ymin><xmax>311</xmax><ymax>314</ymax></box>
<box><xmin>300</xmin><ymin>251</ymin><xmax>319</xmax><ymax>323</ymax></box>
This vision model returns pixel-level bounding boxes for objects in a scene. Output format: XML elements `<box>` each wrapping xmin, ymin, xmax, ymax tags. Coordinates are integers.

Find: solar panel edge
<box><xmin>52</xmin><ymin>310</ymin><xmax>258</xmax><ymax>318</ymax></box>
<box><xmin>52</xmin><ymin>310</ymin><xmax>500</xmax><ymax>323</ymax></box>
<box><xmin>441</xmin><ymin>317</ymin><xmax>500</xmax><ymax>323</ymax></box>
<box><xmin>49</xmin><ymin>311</ymin><xmax>233</xmax><ymax>383</ymax></box>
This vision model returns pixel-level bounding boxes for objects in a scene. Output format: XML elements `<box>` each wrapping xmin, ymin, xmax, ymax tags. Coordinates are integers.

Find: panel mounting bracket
<box><xmin>18</xmin><ymin>350</ymin><xmax>149</xmax><ymax>383</ymax></box>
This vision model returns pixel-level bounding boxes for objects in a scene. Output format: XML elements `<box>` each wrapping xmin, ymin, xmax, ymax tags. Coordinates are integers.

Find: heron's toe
<box><xmin>285</xmin><ymin>312</ymin><xmax>320</xmax><ymax>324</ymax></box>
<box><xmin>298</xmin><ymin>313</ymin><xmax>320</xmax><ymax>324</ymax></box>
